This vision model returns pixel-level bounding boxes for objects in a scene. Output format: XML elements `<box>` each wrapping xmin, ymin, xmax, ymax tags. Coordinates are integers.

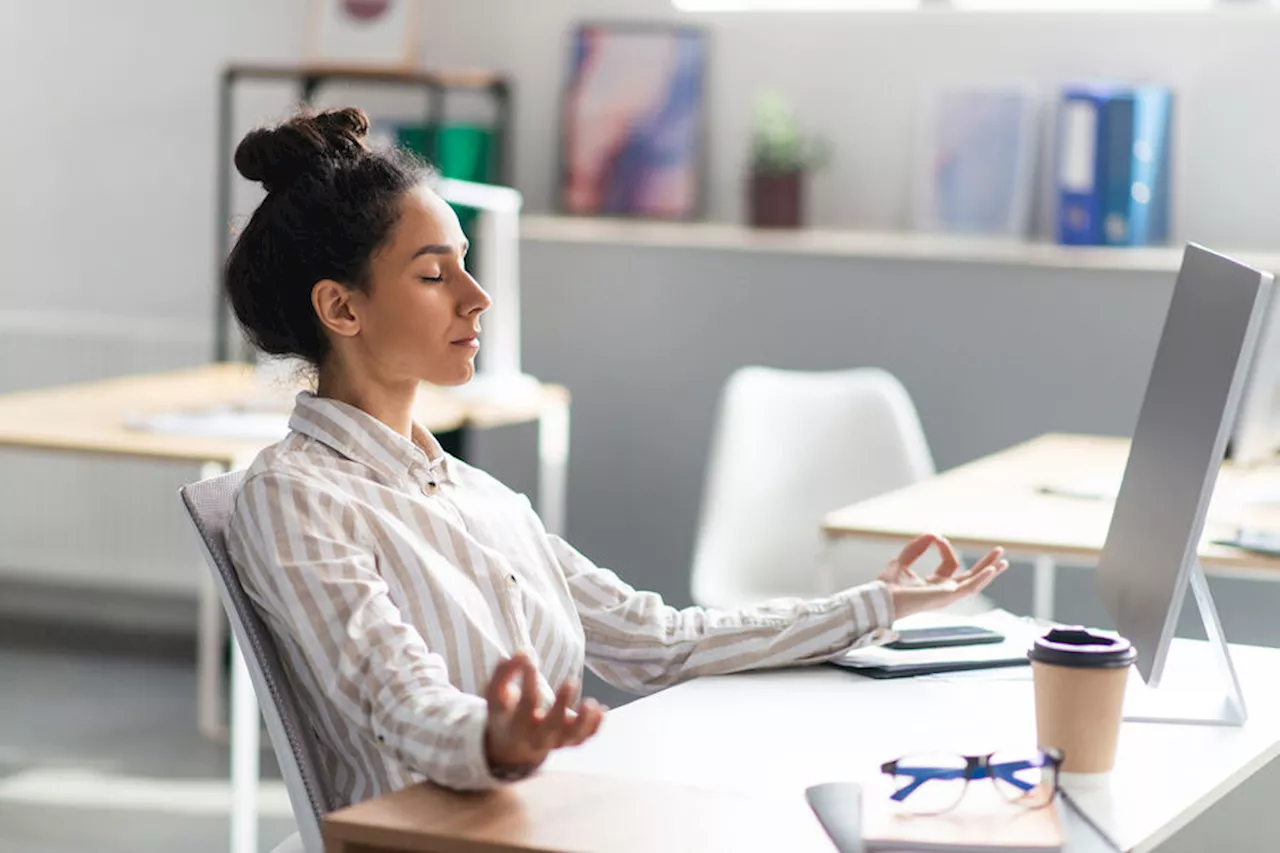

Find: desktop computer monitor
<box><xmin>1095</xmin><ymin>244</ymin><xmax>1273</xmax><ymax>687</ymax></box>
<box><xmin>1228</xmin><ymin>277</ymin><xmax>1280</xmax><ymax>467</ymax></box>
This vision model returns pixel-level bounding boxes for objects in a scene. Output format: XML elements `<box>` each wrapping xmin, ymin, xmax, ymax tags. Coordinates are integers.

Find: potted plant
<box><xmin>747</xmin><ymin>91</ymin><xmax>829</xmax><ymax>229</ymax></box>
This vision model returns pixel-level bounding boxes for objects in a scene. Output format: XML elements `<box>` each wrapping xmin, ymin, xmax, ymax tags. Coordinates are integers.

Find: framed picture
<box><xmin>304</xmin><ymin>0</ymin><xmax>424</xmax><ymax>68</ymax></box>
<box><xmin>558</xmin><ymin>22</ymin><xmax>708</xmax><ymax>220</ymax></box>
<box><xmin>910</xmin><ymin>85</ymin><xmax>1041</xmax><ymax>239</ymax></box>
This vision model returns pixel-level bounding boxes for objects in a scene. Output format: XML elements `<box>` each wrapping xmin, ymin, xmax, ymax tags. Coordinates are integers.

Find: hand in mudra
<box><xmin>880</xmin><ymin>534</ymin><xmax>1008</xmax><ymax>619</ymax></box>
<box><xmin>483</xmin><ymin>652</ymin><xmax>606</xmax><ymax>775</ymax></box>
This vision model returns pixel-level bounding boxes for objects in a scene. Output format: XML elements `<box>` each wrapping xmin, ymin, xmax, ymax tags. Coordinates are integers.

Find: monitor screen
<box><xmin>1229</xmin><ymin>281</ymin><xmax>1280</xmax><ymax>467</ymax></box>
<box><xmin>1096</xmin><ymin>244</ymin><xmax>1273</xmax><ymax>683</ymax></box>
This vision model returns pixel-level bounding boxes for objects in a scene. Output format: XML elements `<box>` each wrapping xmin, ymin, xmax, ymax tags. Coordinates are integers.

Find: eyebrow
<box><xmin>411</xmin><ymin>241</ymin><xmax>469</xmax><ymax>260</ymax></box>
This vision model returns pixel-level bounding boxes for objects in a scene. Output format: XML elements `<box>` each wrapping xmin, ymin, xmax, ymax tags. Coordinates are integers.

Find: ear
<box><xmin>311</xmin><ymin>279</ymin><xmax>362</xmax><ymax>339</ymax></box>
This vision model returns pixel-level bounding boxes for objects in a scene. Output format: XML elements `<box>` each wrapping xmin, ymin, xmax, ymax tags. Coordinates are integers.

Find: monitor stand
<box><xmin>1122</xmin><ymin>563</ymin><xmax>1247</xmax><ymax>726</ymax></box>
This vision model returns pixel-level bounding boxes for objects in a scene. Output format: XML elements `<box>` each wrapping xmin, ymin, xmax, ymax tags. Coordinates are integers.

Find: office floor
<box><xmin>0</xmin><ymin>628</ymin><xmax>296</xmax><ymax>853</ymax></box>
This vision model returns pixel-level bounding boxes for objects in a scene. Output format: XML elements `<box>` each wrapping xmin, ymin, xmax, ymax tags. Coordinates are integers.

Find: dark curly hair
<box><xmin>224</xmin><ymin>106</ymin><xmax>431</xmax><ymax>366</ymax></box>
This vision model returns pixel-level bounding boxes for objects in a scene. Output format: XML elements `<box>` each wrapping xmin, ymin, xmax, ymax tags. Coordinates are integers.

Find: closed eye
<box><xmin>420</xmin><ymin>274</ymin><xmax>444</xmax><ymax>283</ymax></box>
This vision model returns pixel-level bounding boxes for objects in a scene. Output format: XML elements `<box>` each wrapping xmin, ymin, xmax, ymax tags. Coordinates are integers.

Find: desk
<box><xmin>323</xmin><ymin>769</ymin><xmax>828</xmax><ymax>852</ymax></box>
<box><xmin>822</xmin><ymin>433</ymin><xmax>1280</xmax><ymax>621</ymax></box>
<box><xmin>320</xmin><ymin>638</ymin><xmax>1280</xmax><ymax>852</ymax></box>
<box><xmin>0</xmin><ymin>363</ymin><xmax>570</xmax><ymax>853</ymax></box>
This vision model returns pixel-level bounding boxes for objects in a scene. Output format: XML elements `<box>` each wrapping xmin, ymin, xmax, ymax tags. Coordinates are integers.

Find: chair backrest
<box><xmin>179</xmin><ymin>471</ymin><xmax>334</xmax><ymax>853</ymax></box>
<box><xmin>690</xmin><ymin>366</ymin><xmax>936</xmax><ymax>609</ymax></box>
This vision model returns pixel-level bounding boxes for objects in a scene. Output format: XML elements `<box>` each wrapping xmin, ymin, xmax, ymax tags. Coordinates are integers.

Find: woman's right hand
<box><xmin>483</xmin><ymin>652</ymin><xmax>606</xmax><ymax>776</ymax></box>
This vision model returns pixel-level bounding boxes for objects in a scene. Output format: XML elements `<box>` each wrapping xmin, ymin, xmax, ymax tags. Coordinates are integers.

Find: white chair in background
<box><xmin>691</xmin><ymin>366</ymin><xmax>961</xmax><ymax>610</ymax></box>
<box><xmin>180</xmin><ymin>471</ymin><xmax>335</xmax><ymax>853</ymax></box>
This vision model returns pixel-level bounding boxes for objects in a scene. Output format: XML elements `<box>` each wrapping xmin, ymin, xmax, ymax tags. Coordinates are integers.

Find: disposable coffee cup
<box><xmin>1028</xmin><ymin>627</ymin><xmax>1136</xmax><ymax>775</ymax></box>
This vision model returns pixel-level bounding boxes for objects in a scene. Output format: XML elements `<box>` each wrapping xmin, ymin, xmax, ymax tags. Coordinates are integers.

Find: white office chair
<box><xmin>180</xmin><ymin>471</ymin><xmax>335</xmax><ymax>853</ymax></box>
<box><xmin>691</xmin><ymin>366</ymin><xmax>958</xmax><ymax>610</ymax></box>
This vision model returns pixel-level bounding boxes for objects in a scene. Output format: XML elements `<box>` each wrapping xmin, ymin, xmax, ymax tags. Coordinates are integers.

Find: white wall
<box><xmin>0</xmin><ymin>1</ymin><xmax>292</xmax><ymax>616</ymax></box>
<box><xmin>419</xmin><ymin>0</ymin><xmax>1280</xmax><ymax>248</ymax></box>
<box><xmin>0</xmin><ymin>0</ymin><xmax>1276</xmax><ymax>614</ymax></box>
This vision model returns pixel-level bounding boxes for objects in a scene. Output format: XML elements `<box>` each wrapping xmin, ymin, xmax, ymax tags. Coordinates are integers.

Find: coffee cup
<box><xmin>1028</xmin><ymin>627</ymin><xmax>1136</xmax><ymax>775</ymax></box>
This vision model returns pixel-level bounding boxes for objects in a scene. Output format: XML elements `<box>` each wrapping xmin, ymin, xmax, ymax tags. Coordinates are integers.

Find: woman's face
<box><xmin>348</xmin><ymin>184</ymin><xmax>491</xmax><ymax>387</ymax></box>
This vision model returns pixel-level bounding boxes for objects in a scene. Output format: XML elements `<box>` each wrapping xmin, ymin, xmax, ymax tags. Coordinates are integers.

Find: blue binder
<box><xmin>1056</xmin><ymin>85</ymin><xmax>1125</xmax><ymax>245</ymax></box>
<box><xmin>1056</xmin><ymin>84</ymin><xmax>1173</xmax><ymax>247</ymax></box>
<box><xmin>1109</xmin><ymin>86</ymin><xmax>1173</xmax><ymax>246</ymax></box>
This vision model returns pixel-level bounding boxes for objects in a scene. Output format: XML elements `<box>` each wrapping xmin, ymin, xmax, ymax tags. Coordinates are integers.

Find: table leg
<box><xmin>538</xmin><ymin>395</ymin><xmax>570</xmax><ymax>537</ymax></box>
<box><xmin>1033</xmin><ymin>555</ymin><xmax>1057</xmax><ymax>622</ymax></box>
<box><xmin>197</xmin><ymin>460</ymin><xmax>229</xmax><ymax>739</ymax></box>
<box><xmin>230</xmin><ymin>635</ymin><xmax>261</xmax><ymax>853</ymax></box>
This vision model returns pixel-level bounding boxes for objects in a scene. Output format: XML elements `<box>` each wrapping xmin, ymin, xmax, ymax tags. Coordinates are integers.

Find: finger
<box><xmin>895</xmin><ymin>534</ymin><xmax>941</xmax><ymax>571</ymax></box>
<box><xmin>542</xmin><ymin>680</ymin><xmax>578</xmax><ymax>748</ymax></box>
<box><xmin>956</xmin><ymin>563</ymin><xmax>1000</xmax><ymax>598</ymax></box>
<box><xmin>932</xmin><ymin>536</ymin><xmax>963</xmax><ymax>579</ymax></box>
<box><xmin>565</xmin><ymin>703</ymin><xmax>603</xmax><ymax>746</ymax></box>
<box><xmin>485</xmin><ymin>657</ymin><xmax>520</xmax><ymax>715</ymax></box>
<box><xmin>585</xmin><ymin>701</ymin><xmax>607</xmax><ymax>739</ymax></box>
<box><xmin>951</xmin><ymin>548</ymin><xmax>1005</xmax><ymax>584</ymax></box>
<box><xmin>512</xmin><ymin>655</ymin><xmax>540</xmax><ymax>732</ymax></box>
<box><xmin>954</xmin><ymin>547</ymin><xmax>1003</xmax><ymax>580</ymax></box>
<box><xmin>564</xmin><ymin>699</ymin><xmax>605</xmax><ymax>746</ymax></box>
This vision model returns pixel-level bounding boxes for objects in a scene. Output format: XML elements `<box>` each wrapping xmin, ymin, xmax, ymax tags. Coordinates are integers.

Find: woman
<box><xmin>224</xmin><ymin>107</ymin><xmax>1008</xmax><ymax>808</ymax></box>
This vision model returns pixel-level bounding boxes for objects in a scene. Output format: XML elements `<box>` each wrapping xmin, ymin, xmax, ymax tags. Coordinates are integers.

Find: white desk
<box><xmin>823</xmin><ymin>434</ymin><xmax>1280</xmax><ymax>623</ymax></box>
<box><xmin>548</xmin><ymin>638</ymin><xmax>1280</xmax><ymax>852</ymax></box>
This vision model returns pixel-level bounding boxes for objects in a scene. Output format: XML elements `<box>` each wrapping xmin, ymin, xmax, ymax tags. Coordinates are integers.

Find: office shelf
<box><xmin>520</xmin><ymin>214</ymin><xmax>1280</xmax><ymax>275</ymax></box>
<box><xmin>213</xmin><ymin>62</ymin><xmax>513</xmax><ymax>361</ymax></box>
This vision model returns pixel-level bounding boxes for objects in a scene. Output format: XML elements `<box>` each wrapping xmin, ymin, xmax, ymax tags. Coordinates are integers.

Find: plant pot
<box><xmin>749</xmin><ymin>169</ymin><xmax>805</xmax><ymax>229</ymax></box>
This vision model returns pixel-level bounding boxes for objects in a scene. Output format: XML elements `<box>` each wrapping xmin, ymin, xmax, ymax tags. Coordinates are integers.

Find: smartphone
<box><xmin>884</xmin><ymin>625</ymin><xmax>1005</xmax><ymax>651</ymax></box>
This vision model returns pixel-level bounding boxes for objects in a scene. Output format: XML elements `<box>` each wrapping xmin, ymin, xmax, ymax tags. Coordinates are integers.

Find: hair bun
<box><xmin>234</xmin><ymin>107</ymin><xmax>371</xmax><ymax>194</ymax></box>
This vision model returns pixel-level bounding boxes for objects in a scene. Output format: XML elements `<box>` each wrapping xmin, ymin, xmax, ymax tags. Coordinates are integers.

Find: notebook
<box><xmin>828</xmin><ymin>613</ymin><xmax>1037</xmax><ymax>679</ymax></box>
<box><xmin>807</xmin><ymin>781</ymin><xmax>1064</xmax><ymax>853</ymax></box>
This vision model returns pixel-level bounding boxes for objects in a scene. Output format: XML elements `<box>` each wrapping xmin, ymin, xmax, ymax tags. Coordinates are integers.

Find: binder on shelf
<box><xmin>1107</xmin><ymin>86</ymin><xmax>1173</xmax><ymax>247</ymax></box>
<box><xmin>1055</xmin><ymin>84</ymin><xmax>1173</xmax><ymax>247</ymax></box>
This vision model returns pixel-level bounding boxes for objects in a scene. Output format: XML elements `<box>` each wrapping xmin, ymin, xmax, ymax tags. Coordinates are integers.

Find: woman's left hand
<box><xmin>878</xmin><ymin>533</ymin><xmax>1008</xmax><ymax>619</ymax></box>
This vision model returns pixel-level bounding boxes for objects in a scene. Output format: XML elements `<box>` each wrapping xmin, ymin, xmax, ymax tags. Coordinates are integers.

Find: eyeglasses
<box><xmin>879</xmin><ymin>748</ymin><xmax>1064</xmax><ymax>815</ymax></box>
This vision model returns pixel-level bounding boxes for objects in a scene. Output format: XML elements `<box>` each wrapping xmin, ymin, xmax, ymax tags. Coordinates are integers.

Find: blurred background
<box><xmin>4</xmin><ymin>0</ymin><xmax>1280</xmax><ymax>850</ymax></box>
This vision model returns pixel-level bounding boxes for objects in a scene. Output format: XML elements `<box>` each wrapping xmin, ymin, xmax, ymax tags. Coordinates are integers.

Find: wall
<box><xmin>0</xmin><ymin>1</ymin><xmax>232</xmax><ymax>620</ymax></box>
<box><xmin>0</xmin><ymin>0</ymin><xmax>429</xmax><ymax>618</ymax></box>
<box><xmin>420</xmin><ymin>0</ymin><xmax>1280</xmax><ymax>248</ymax></box>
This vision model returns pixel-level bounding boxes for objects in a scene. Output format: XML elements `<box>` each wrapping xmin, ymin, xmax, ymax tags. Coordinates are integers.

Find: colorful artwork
<box><xmin>559</xmin><ymin>24</ymin><xmax>706</xmax><ymax>219</ymax></box>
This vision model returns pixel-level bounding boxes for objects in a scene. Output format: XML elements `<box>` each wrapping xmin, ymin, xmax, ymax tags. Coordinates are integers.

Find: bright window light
<box><xmin>672</xmin><ymin>0</ymin><xmax>920</xmax><ymax>11</ymax></box>
<box><xmin>674</xmin><ymin>0</ymin><xmax>1232</xmax><ymax>9</ymax></box>
<box><xmin>952</xmin><ymin>0</ymin><xmax>1214</xmax><ymax>9</ymax></box>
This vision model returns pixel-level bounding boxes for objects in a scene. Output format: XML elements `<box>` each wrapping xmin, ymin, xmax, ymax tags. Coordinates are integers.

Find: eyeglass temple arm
<box><xmin>886</xmin><ymin>767</ymin><xmax>969</xmax><ymax>802</ymax></box>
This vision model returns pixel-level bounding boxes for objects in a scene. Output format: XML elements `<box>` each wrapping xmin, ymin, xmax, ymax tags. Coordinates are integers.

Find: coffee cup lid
<box><xmin>1027</xmin><ymin>627</ymin><xmax>1137</xmax><ymax>669</ymax></box>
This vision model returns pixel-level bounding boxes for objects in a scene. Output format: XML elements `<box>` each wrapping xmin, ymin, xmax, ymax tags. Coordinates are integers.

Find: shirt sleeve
<box><xmin>546</xmin><ymin>534</ymin><xmax>896</xmax><ymax>695</ymax></box>
<box><xmin>226</xmin><ymin>470</ymin><xmax>508</xmax><ymax>792</ymax></box>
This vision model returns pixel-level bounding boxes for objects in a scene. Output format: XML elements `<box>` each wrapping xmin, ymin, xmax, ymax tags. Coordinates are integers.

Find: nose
<box><xmin>458</xmin><ymin>269</ymin><xmax>492</xmax><ymax>316</ymax></box>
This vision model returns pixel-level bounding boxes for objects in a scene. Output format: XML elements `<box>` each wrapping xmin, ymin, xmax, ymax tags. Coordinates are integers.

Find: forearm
<box><xmin>580</xmin><ymin>580</ymin><xmax>896</xmax><ymax>694</ymax></box>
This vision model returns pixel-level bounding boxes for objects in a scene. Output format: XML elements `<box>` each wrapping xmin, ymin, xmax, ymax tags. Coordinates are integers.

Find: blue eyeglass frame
<box><xmin>880</xmin><ymin>747</ymin><xmax>1064</xmax><ymax>804</ymax></box>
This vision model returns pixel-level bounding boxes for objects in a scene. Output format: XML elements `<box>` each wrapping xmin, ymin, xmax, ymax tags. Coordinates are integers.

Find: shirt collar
<box><xmin>287</xmin><ymin>391</ymin><xmax>451</xmax><ymax>483</ymax></box>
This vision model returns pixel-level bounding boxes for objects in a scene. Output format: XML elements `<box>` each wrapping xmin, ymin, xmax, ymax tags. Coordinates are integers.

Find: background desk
<box><xmin>0</xmin><ymin>363</ymin><xmax>570</xmax><ymax>853</ymax></box>
<box><xmin>822</xmin><ymin>433</ymin><xmax>1280</xmax><ymax>621</ymax></box>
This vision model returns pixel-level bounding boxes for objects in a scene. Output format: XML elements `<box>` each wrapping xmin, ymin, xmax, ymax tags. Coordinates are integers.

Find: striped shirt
<box><xmin>226</xmin><ymin>391</ymin><xmax>896</xmax><ymax>807</ymax></box>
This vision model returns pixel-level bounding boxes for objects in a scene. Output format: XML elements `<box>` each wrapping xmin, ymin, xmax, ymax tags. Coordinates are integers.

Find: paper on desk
<box><xmin>125</xmin><ymin>407</ymin><xmax>291</xmax><ymax>442</ymax></box>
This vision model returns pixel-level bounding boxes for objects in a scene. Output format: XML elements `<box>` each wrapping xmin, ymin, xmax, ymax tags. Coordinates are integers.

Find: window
<box><xmin>672</xmin><ymin>0</ymin><xmax>920</xmax><ymax>9</ymax></box>
<box><xmin>951</xmin><ymin>0</ymin><xmax>1214</xmax><ymax>9</ymax></box>
<box><xmin>674</xmin><ymin>0</ymin><xmax>1247</xmax><ymax>11</ymax></box>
